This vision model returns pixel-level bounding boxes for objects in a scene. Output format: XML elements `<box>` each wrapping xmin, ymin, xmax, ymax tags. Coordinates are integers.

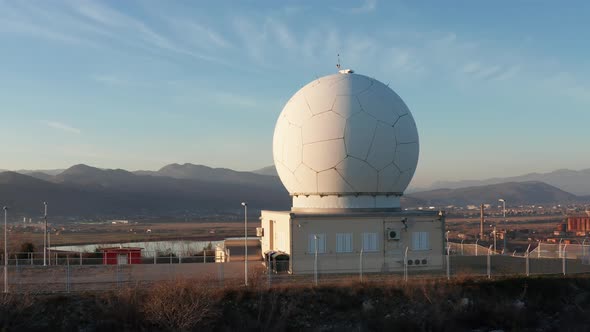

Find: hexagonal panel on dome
<box><xmin>318</xmin><ymin>168</ymin><xmax>354</xmax><ymax>193</ymax></box>
<box><xmin>302</xmin><ymin>111</ymin><xmax>345</xmax><ymax>144</ymax></box>
<box><xmin>378</xmin><ymin>163</ymin><xmax>401</xmax><ymax>192</ymax></box>
<box><xmin>394</xmin><ymin>114</ymin><xmax>419</xmax><ymax>144</ymax></box>
<box><xmin>274</xmin><ymin>161</ymin><xmax>297</xmax><ymax>193</ymax></box>
<box><xmin>394</xmin><ymin>142</ymin><xmax>419</xmax><ymax>172</ymax></box>
<box><xmin>272</xmin><ymin>115</ymin><xmax>289</xmax><ymax>163</ymax></box>
<box><xmin>392</xmin><ymin>169</ymin><xmax>415</xmax><ymax>193</ymax></box>
<box><xmin>366</xmin><ymin>122</ymin><xmax>397</xmax><ymax>170</ymax></box>
<box><xmin>391</xmin><ymin>93</ymin><xmax>410</xmax><ymax>117</ymax></box>
<box><xmin>302</xmin><ymin>139</ymin><xmax>346</xmax><ymax>172</ymax></box>
<box><xmin>283</xmin><ymin>93</ymin><xmax>313</xmax><ymax>127</ymax></box>
<box><xmin>283</xmin><ymin>124</ymin><xmax>302</xmax><ymax>172</ymax></box>
<box><xmin>329</xmin><ymin>74</ymin><xmax>373</xmax><ymax>95</ymax></box>
<box><xmin>294</xmin><ymin>163</ymin><xmax>317</xmax><ymax>193</ymax></box>
<box><xmin>304</xmin><ymin>86</ymin><xmax>336</xmax><ymax>115</ymax></box>
<box><xmin>332</xmin><ymin>95</ymin><xmax>363</xmax><ymax>118</ymax></box>
<box><xmin>335</xmin><ymin>157</ymin><xmax>378</xmax><ymax>192</ymax></box>
<box><xmin>344</xmin><ymin>111</ymin><xmax>378</xmax><ymax>160</ymax></box>
<box><xmin>357</xmin><ymin>82</ymin><xmax>400</xmax><ymax>126</ymax></box>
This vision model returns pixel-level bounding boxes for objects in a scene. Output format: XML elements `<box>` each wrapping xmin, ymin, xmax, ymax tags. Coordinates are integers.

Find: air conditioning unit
<box><xmin>407</xmin><ymin>258</ymin><xmax>428</xmax><ymax>266</ymax></box>
<box><xmin>387</xmin><ymin>229</ymin><xmax>401</xmax><ymax>240</ymax></box>
<box><xmin>256</xmin><ymin>227</ymin><xmax>264</xmax><ymax>237</ymax></box>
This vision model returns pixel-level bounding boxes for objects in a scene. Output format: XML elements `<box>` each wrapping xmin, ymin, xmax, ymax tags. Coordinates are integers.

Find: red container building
<box><xmin>99</xmin><ymin>247</ymin><xmax>142</xmax><ymax>265</ymax></box>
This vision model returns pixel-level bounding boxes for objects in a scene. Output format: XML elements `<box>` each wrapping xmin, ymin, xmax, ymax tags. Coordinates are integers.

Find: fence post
<box><xmin>267</xmin><ymin>254</ymin><xmax>271</xmax><ymax>288</ymax></box>
<box><xmin>314</xmin><ymin>237</ymin><xmax>318</xmax><ymax>286</ymax></box>
<box><xmin>179</xmin><ymin>252</ymin><xmax>182</xmax><ymax>264</ymax></box>
<box><xmin>525</xmin><ymin>244</ymin><xmax>531</xmax><ymax>277</ymax></box>
<box><xmin>475</xmin><ymin>239</ymin><xmax>479</xmax><ymax>256</ymax></box>
<box><xmin>538</xmin><ymin>241</ymin><xmax>541</xmax><ymax>258</ymax></box>
<box><xmin>154</xmin><ymin>252</ymin><xmax>157</xmax><ymax>265</ymax></box>
<box><xmin>203</xmin><ymin>250</ymin><xmax>206</xmax><ymax>263</ymax></box>
<box><xmin>218</xmin><ymin>262</ymin><xmax>225</xmax><ymax>288</ymax></box>
<box><xmin>404</xmin><ymin>247</ymin><xmax>408</xmax><ymax>282</ymax></box>
<box><xmin>66</xmin><ymin>255</ymin><xmax>70</xmax><ymax>293</ymax></box>
<box><xmin>30</xmin><ymin>252</ymin><xmax>33</xmax><ymax>265</ymax></box>
<box><xmin>169</xmin><ymin>254</ymin><xmax>172</xmax><ymax>265</ymax></box>
<box><xmin>79</xmin><ymin>252</ymin><xmax>83</xmax><ymax>266</ymax></box>
<box><xmin>116</xmin><ymin>263</ymin><xmax>121</xmax><ymax>288</ymax></box>
<box><xmin>487</xmin><ymin>245</ymin><xmax>493</xmax><ymax>279</ymax></box>
<box><xmin>359</xmin><ymin>249</ymin><xmax>364</xmax><ymax>283</ymax></box>
<box><xmin>563</xmin><ymin>244</ymin><xmax>568</xmax><ymax>276</ymax></box>
<box><xmin>460</xmin><ymin>239</ymin><xmax>464</xmax><ymax>256</ymax></box>
<box><xmin>446</xmin><ymin>243</ymin><xmax>450</xmax><ymax>280</ymax></box>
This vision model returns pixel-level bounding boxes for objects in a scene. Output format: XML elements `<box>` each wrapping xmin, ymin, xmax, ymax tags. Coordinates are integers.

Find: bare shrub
<box><xmin>142</xmin><ymin>278</ymin><xmax>218</xmax><ymax>331</ymax></box>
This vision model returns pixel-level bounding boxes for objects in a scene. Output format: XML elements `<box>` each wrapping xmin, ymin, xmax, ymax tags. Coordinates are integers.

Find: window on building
<box><xmin>336</xmin><ymin>233</ymin><xmax>353</xmax><ymax>253</ymax></box>
<box><xmin>362</xmin><ymin>232</ymin><xmax>378</xmax><ymax>252</ymax></box>
<box><xmin>308</xmin><ymin>233</ymin><xmax>326</xmax><ymax>254</ymax></box>
<box><xmin>412</xmin><ymin>232</ymin><xmax>430</xmax><ymax>251</ymax></box>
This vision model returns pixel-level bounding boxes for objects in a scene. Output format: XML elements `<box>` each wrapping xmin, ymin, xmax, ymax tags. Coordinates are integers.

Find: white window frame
<box><xmin>412</xmin><ymin>231</ymin><xmax>430</xmax><ymax>251</ymax></box>
<box><xmin>308</xmin><ymin>233</ymin><xmax>326</xmax><ymax>254</ymax></box>
<box><xmin>336</xmin><ymin>233</ymin><xmax>353</xmax><ymax>253</ymax></box>
<box><xmin>362</xmin><ymin>232</ymin><xmax>378</xmax><ymax>252</ymax></box>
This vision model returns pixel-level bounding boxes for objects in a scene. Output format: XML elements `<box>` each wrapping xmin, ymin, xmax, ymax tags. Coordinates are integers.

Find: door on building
<box><xmin>117</xmin><ymin>253</ymin><xmax>128</xmax><ymax>265</ymax></box>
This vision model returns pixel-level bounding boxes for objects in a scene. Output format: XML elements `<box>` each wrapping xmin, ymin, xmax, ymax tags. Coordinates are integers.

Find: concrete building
<box><xmin>259</xmin><ymin>69</ymin><xmax>445</xmax><ymax>274</ymax></box>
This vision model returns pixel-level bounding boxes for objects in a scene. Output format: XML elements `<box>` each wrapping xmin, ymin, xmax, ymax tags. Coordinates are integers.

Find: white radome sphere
<box><xmin>273</xmin><ymin>71</ymin><xmax>419</xmax><ymax>210</ymax></box>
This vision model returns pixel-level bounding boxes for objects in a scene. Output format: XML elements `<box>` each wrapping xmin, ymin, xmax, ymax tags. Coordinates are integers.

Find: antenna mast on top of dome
<box><xmin>336</xmin><ymin>54</ymin><xmax>341</xmax><ymax>70</ymax></box>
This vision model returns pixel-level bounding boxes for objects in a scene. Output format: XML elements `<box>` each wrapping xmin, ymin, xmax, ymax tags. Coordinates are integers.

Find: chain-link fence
<box><xmin>2</xmin><ymin>242</ymin><xmax>590</xmax><ymax>293</ymax></box>
<box><xmin>1</xmin><ymin>250</ymin><xmax>220</xmax><ymax>267</ymax></box>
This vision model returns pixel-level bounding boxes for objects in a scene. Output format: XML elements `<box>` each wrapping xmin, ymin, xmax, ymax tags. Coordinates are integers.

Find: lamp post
<box><xmin>498</xmin><ymin>199</ymin><xmax>506</xmax><ymax>255</ymax></box>
<box><xmin>3</xmin><ymin>206</ymin><xmax>8</xmax><ymax>293</ymax></box>
<box><xmin>43</xmin><ymin>202</ymin><xmax>47</xmax><ymax>266</ymax></box>
<box><xmin>498</xmin><ymin>199</ymin><xmax>506</xmax><ymax>218</ymax></box>
<box><xmin>241</xmin><ymin>202</ymin><xmax>248</xmax><ymax>286</ymax></box>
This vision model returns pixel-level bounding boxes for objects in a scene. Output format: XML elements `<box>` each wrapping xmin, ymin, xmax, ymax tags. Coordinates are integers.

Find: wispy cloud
<box><xmin>45</xmin><ymin>121</ymin><xmax>81</xmax><ymax>134</ymax></box>
<box><xmin>335</xmin><ymin>0</ymin><xmax>377</xmax><ymax>14</ymax></box>
<box><xmin>0</xmin><ymin>0</ymin><xmax>240</xmax><ymax>69</ymax></box>
<box><xmin>168</xmin><ymin>19</ymin><xmax>232</xmax><ymax>49</ymax></box>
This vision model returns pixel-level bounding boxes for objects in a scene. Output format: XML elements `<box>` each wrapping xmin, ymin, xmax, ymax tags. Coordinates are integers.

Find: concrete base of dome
<box><xmin>292</xmin><ymin>194</ymin><xmax>401</xmax><ymax>211</ymax></box>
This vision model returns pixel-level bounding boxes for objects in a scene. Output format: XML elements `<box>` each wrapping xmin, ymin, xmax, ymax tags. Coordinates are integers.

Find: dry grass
<box><xmin>142</xmin><ymin>279</ymin><xmax>218</xmax><ymax>331</ymax></box>
<box><xmin>2</xmin><ymin>275</ymin><xmax>590</xmax><ymax>331</ymax></box>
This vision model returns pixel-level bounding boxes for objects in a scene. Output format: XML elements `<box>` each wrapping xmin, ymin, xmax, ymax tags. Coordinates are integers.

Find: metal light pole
<box><xmin>241</xmin><ymin>202</ymin><xmax>248</xmax><ymax>286</ymax></box>
<box><xmin>3</xmin><ymin>206</ymin><xmax>8</xmax><ymax>293</ymax></box>
<box><xmin>43</xmin><ymin>202</ymin><xmax>47</xmax><ymax>266</ymax></box>
<box><xmin>499</xmin><ymin>199</ymin><xmax>508</xmax><ymax>255</ymax></box>
<box><xmin>498</xmin><ymin>199</ymin><xmax>506</xmax><ymax>218</ymax></box>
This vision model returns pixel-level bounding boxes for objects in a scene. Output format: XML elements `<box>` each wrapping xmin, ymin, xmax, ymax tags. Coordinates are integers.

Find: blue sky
<box><xmin>1</xmin><ymin>0</ymin><xmax>590</xmax><ymax>188</ymax></box>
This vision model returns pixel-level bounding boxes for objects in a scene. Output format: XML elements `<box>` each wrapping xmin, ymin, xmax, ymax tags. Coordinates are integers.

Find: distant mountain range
<box><xmin>428</xmin><ymin>168</ymin><xmax>590</xmax><ymax>196</ymax></box>
<box><xmin>403</xmin><ymin>181</ymin><xmax>582</xmax><ymax>207</ymax></box>
<box><xmin>0</xmin><ymin>164</ymin><xmax>289</xmax><ymax>218</ymax></box>
<box><xmin>252</xmin><ymin>166</ymin><xmax>590</xmax><ymax>196</ymax></box>
<box><xmin>0</xmin><ymin>163</ymin><xmax>588</xmax><ymax>218</ymax></box>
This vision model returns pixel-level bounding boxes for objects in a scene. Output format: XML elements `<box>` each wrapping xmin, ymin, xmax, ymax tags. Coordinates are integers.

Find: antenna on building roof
<box><xmin>336</xmin><ymin>54</ymin><xmax>341</xmax><ymax>70</ymax></box>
